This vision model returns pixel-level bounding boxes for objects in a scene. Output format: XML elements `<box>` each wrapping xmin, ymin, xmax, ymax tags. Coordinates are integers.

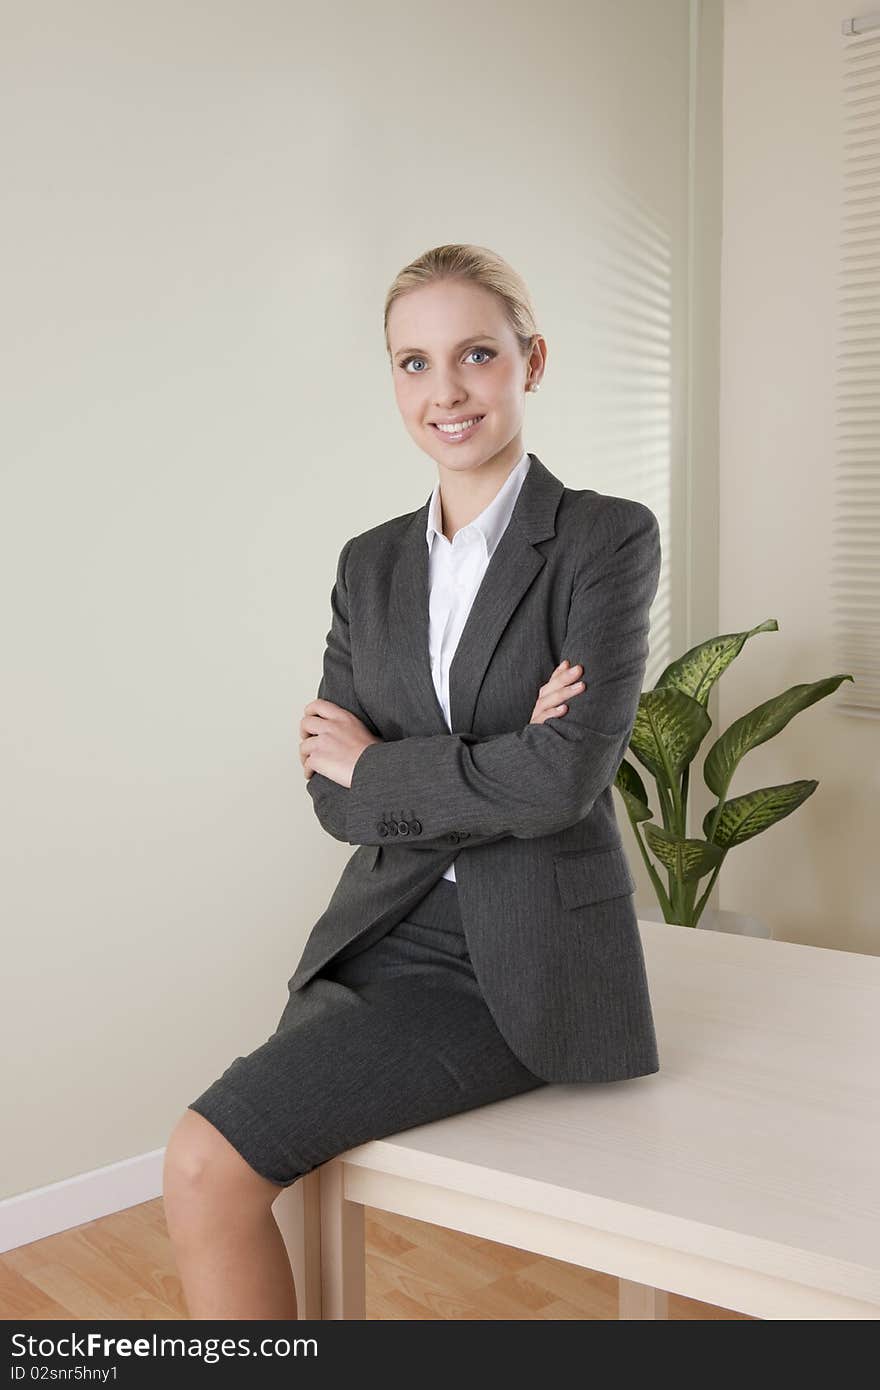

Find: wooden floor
<box><xmin>0</xmin><ymin>1199</ymin><xmax>753</xmax><ymax>1320</ymax></box>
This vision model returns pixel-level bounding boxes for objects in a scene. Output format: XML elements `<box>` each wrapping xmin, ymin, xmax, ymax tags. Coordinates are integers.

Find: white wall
<box><xmin>2</xmin><ymin>0</ymin><xmax>696</xmax><ymax>1200</ymax></box>
<box><xmin>719</xmin><ymin>0</ymin><xmax>880</xmax><ymax>951</ymax></box>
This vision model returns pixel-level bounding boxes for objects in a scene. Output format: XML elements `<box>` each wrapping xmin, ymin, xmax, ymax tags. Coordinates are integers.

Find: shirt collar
<box><xmin>425</xmin><ymin>449</ymin><xmax>531</xmax><ymax>558</ymax></box>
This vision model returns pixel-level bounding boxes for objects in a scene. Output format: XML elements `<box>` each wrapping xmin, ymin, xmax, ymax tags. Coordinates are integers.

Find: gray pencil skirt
<box><xmin>187</xmin><ymin>877</ymin><xmax>547</xmax><ymax>1188</ymax></box>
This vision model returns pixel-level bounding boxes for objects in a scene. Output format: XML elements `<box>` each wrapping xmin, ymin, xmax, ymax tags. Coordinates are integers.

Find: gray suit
<box><xmin>291</xmin><ymin>453</ymin><xmax>662</xmax><ymax>1084</ymax></box>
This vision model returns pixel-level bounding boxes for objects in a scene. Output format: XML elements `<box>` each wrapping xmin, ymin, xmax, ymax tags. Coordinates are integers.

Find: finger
<box><xmin>540</xmin><ymin>662</ymin><xmax>583</xmax><ymax>691</ymax></box>
<box><xmin>534</xmin><ymin>701</ymin><xmax>568</xmax><ymax>722</ymax></box>
<box><xmin>301</xmin><ymin>714</ymin><xmax>328</xmax><ymax>737</ymax></box>
<box><xmin>539</xmin><ymin>679</ymin><xmax>584</xmax><ymax>710</ymax></box>
<box><xmin>302</xmin><ymin>698</ymin><xmax>342</xmax><ymax>719</ymax></box>
<box><xmin>556</xmin><ymin>665</ymin><xmax>585</xmax><ymax>690</ymax></box>
<box><xmin>534</xmin><ymin>694</ymin><xmax>559</xmax><ymax>715</ymax></box>
<box><xmin>542</xmin><ymin>691</ymin><xmax>577</xmax><ymax>710</ymax></box>
<box><xmin>539</xmin><ymin>672</ymin><xmax>585</xmax><ymax>701</ymax></box>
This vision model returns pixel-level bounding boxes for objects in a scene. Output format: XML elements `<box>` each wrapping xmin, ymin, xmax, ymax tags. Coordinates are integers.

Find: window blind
<box><xmin>835</xmin><ymin>23</ymin><xmax>880</xmax><ymax>715</ymax></box>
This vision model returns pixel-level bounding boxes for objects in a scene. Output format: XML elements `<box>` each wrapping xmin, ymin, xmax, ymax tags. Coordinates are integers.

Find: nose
<box><xmin>433</xmin><ymin>379</ymin><xmax>467</xmax><ymax>410</ymax></box>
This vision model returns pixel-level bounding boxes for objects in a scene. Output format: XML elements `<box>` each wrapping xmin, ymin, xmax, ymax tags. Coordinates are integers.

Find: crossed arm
<box><xmin>304</xmin><ymin>501</ymin><xmax>661</xmax><ymax>849</ymax></box>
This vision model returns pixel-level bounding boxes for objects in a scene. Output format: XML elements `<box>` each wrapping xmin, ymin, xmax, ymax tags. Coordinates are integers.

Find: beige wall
<box><xmin>2</xmin><ymin>0</ymin><xmax>697</xmax><ymax>1201</ymax></box>
<box><xmin>719</xmin><ymin>0</ymin><xmax>880</xmax><ymax>952</ymax></box>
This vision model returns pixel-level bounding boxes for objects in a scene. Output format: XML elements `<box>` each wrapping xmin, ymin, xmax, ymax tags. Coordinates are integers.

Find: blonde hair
<box><xmin>383</xmin><ymin>243</ymin><xmax>539</xmax><ymax>363</ymax></box>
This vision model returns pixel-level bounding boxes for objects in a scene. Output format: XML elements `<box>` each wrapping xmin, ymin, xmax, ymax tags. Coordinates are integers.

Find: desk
<box><xmin>274</xmin><ymin>921</ymin><xmax>880</xmax><ymax>1320</ymax></box>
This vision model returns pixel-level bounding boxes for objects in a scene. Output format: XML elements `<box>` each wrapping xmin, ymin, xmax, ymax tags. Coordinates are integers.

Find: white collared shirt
<box><xmin>424</xmin><ymin>449</ymin><xmax>531</xmax><ymax>882</ymax></box>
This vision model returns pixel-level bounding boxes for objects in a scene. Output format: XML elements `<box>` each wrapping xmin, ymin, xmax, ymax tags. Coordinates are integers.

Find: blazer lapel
<box><xmin>386</xmin><ymin>452</ymin><xmax>565</xmax><ymax>736</ymax></box>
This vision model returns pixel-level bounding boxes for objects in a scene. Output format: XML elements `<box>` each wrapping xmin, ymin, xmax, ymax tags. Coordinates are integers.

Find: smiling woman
<box><xmin>165</xmin><ymin>242</ymin><xmax>661</xmax><ymax>1324</ymax></box>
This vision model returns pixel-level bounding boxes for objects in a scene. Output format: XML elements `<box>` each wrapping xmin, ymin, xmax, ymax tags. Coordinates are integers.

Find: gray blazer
<box><xmin>291</xmin><ymin>453</ymin><xmax>662</xmax><ymax>1084</ymax></box>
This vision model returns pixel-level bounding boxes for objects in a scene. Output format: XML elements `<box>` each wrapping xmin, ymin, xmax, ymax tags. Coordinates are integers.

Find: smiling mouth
<box><xmin>429</xmin><ymin>415</ymin><xmax>485</xmax><ymax>439</ymax></box>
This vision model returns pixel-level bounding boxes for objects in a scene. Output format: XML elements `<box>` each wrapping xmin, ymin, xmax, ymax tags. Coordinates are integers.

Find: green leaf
<box><xmin>630</xmin><ymin>687</ymin><xmax>712</xmax><ymax>783</ymax></box>
<box><xmin>615</xmin><ymin>759</ymin><xmax>653</xmax><ymax>822</ymax></box>
<box><xmin>644</xmin><ymin>823</ymin><xmax>726</xmax><ymax>881</ymax></box>
<box><xmin>704</xmin><ymin>675</ymin><xmax>854</xmax><ymax>797</ymax></box>
<box><xmin>703</xmin><ymin>780</ymin><xmax>818</xmax><ymax>847</ymax></box>
<box><xmin>654</xmin><ymin>619</ymin><xmax>778</xmax><ymax>707</ymax></box>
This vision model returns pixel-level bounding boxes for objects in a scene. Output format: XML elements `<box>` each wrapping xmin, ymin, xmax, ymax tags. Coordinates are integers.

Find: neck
<box><xmin>437</xmin><ymin>438</ymin><xmax>525</xmax><ymax>539</ymax></box>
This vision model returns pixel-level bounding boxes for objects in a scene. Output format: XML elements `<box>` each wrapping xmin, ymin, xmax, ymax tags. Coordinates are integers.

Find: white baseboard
<box><xmin>0</xmin><ymin>1149</ymin><xmax>166</xmax><ymax>1254</ymax></box>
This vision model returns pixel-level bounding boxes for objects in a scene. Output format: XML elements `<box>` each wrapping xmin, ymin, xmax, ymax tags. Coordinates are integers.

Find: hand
<box><xmin>530</xmin><ymin>659</ymin><xmax>586</xmax><ymax>725</ymax></box>
<box><xmin>300</xmin><ymin>699</ymin><xmax>382</xmax><ymax>789</ymax></box>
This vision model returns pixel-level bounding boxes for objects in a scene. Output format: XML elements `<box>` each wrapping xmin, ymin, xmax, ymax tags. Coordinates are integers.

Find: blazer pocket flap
<box><xmin>553</xmin><ymin>844</ymin><xmax>636</xmax><ymax>909</ymax></box>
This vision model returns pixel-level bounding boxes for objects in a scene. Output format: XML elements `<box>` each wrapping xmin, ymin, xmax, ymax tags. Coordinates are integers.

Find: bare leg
<box><xmin>163</xmin><ymin>1108</ymin><xmax>298</xmax><ymax>1320</ymax></box>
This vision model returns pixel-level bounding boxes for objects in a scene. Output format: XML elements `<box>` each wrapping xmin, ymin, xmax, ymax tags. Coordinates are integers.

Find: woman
<box><xmin>163</xmin><ymin>243</ymin><xmax>661</xmax><ymax>1320</ymax></box>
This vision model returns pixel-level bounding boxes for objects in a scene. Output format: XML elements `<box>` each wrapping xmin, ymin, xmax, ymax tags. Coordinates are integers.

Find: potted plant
<box><xmin>615</xmin><ymin>619</ymin><xmax>853</xmax><ymax>931</ymax></box>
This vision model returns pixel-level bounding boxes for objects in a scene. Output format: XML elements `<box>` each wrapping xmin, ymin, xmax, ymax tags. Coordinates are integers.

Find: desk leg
<box><xmin>619</xmin><ymin>1279</ymin><xmax>670</xmax><ymax>1319</ymax></box>
<box><xmin>320</xmin><ymin>1158</ymin><xmax>366</xmax><ymax>1320</ymax></box>
<box><xmin>271</xmin><ymin>1168</ymin><xmax>322</xmax><ymax>1319</ymax></box>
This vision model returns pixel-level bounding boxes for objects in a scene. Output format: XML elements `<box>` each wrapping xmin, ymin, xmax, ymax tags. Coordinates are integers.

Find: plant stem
<box><xmin>631</xmin><ymin>819</ymin><xmax>674</xmax><ymax>919</ymax></box>
<box><xmin>692</xmin><ymin>857</ymin><xmax>725</xmax><ymax>925</ymax></box>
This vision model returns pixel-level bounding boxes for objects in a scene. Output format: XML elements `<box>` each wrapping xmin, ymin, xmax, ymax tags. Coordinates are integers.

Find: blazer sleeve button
<box><xmin>377</xmin><ymin>822</ymin><xmax>388</xmax><ymax>838</ymax></box>
<box><xmin>396</xmin><ymin>820</ymin><xmax>410</xmax><ymax>835</ymax></box>
<box><xmin>447</xmin><ymin>831</ymin><xmax>460</xmax><ymax>844</ymax></box>
<box><xmin>408</xmin><ymin>820</ymin><xmax>422</xmax><ymax>835</ymax></box>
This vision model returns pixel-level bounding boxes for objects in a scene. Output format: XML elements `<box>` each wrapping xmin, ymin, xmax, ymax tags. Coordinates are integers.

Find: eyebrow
<box><xmin>393</xmin><ymin>334</ymin><xmax>500</xmax><ymax>361</ymax></box>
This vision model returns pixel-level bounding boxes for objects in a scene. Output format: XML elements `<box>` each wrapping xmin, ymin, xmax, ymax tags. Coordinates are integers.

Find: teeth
<box><xmin>435</xmin><ymin>417</ymin><xmax>482</xmax><ymax>433</ymax></box>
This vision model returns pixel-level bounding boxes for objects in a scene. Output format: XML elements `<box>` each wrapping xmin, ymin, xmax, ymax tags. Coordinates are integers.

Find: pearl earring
<box><xmin>529</xmin><ymin>382</ymin><xmax>541</xmax><ymax>392</ymax></box>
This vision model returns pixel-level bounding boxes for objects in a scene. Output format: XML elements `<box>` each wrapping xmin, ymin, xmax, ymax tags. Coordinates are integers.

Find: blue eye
<box><xmin>399</xmin><ymin>347</ymin><xmax>497</xmax><ymax>373</ymax></box>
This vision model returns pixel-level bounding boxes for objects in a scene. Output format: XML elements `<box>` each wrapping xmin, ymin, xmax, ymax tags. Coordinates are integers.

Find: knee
<box><xmin>163</xmin><ymin>1108</ymin><xmax>280</xmax><ymax>1229</ymax></box>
